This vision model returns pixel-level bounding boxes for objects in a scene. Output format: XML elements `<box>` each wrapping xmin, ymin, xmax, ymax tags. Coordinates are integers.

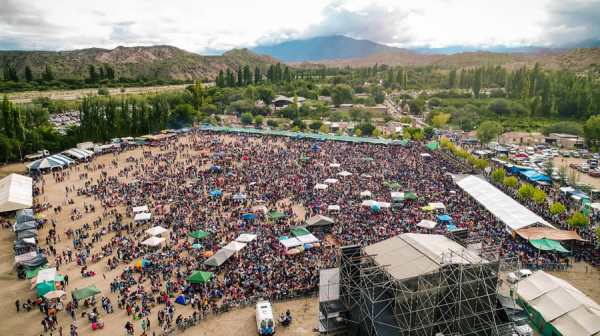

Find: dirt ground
<box><xmin>552</xmin><ymin>155</ymin><xmax>600</xmax><ymax>190</ymax></box>
<box><xmin>0</xmin><ymin>135</ymin><xmax>318</xmax><ymax>336</ymax></box>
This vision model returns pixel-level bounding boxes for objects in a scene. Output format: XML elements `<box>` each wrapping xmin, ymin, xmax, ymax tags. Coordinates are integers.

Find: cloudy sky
<box><xmin>0</xmin><ymin>0</ymin><xmax>598</xmax><ymax>53</ymax></box>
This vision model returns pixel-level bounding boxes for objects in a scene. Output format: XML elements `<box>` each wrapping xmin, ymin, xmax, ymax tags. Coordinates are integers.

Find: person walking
<box><xmin>15</xmin><ymin>300</ymin><xmax>20</xmax><ymax>313</ymax></box>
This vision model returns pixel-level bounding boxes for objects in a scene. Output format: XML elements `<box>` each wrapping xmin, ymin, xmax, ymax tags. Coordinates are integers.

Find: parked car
<box><xmin>515</xmin><ymin>153</ymin><xmax>529</xmax><ymax>158</ymax></box>
<box><xmin>579</xmin><ymin>163</ymin><xmax>590</xmax><ymax>173</ymax></box>
<box><xmin>512</xmin><ymin>320</ymin><xmax>533</xmax><ymax>336</ymax></box>
<box><xmin>569</xmin><ymin>163</ymin><xmax>581</xmax><ymax>169</ymax></box>
<box><xmin>589</xmin><ymin>170</ymin><xmax>600</xmax><ymax>178</ymax></box>
<box><xmin>507</xmin><ymin>269</ymin><xmax>533</xmax><ymax>283</ymax></box>
<box><xmin>572</xmin><ymin>151</ymin><xmax>581</xmax><ymax>158</ymax></box>
<box><xmin>551</xmin><ymin>172</ymin><xmax>560</xmax><ymax>181</ymax></box>
<box><xmin>593</xmin><ymin>153</ymin><xmax>600</xmax><ymax>160</ymax></box>
<box><xmin>562</xmin><ymin>151</ymin><xmax>570</xmax><ymax>157</ymax></box>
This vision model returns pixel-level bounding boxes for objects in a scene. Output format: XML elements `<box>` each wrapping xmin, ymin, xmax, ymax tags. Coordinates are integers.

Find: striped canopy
<box><xmin>27</xmin><ymin>154</ymin><xmax>74</xmax><ymax>170</ymax></box>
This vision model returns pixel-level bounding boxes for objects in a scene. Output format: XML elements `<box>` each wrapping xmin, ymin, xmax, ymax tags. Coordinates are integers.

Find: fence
<box><xmin>520</xmin><ymin>262</ymin><xmax>568</xmax><ymax>272</ymax></box>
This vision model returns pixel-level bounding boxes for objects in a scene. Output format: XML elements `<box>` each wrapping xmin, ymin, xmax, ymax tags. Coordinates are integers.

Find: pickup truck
<box><xmin>24</xmin><ymin>150</ymin><xmax>50</xmax><ymax>161</ymax></box>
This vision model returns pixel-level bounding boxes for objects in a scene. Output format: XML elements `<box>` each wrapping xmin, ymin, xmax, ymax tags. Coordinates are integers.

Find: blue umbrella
<box><xmin>316</xmin><ymin>138</ymin><xmax>325</xmax><ymax>142</ymax></box>
<box><xmin>233</xmin><ymin>194</ymin><xmax>247</xmax><ymax>200</ymax></box>
<box><xmin>311</xmin><ymin>145</ymin><xmax>321</xmax><ymax>150</ymax></box>
<box><xmin>282</xmin><ymin>151</ymin><xmax>291</xmax><ymax>155</ymax></box>
<box><xmin>303</xmin><ymin>244</ymin><xmax>313</xmax><ymax>249</ymax></box>
<box><xmin>192</xmin><ymin>244</ymin><xmax>202</xmax><ymax>248</ymax></box>
<box><xmin>294</xmin><ymin>135</ymin><xmax>304</xmax><ymax>140</ymax></box>
<box><xmin>241</xmin><ymin>213</ymin><xmax>257</xmax><ymax>220</ymax></box>
<box><xmin>370</xmin><ymin>205</ymin><xmax>381</xmax><ymax>210</ymax></box>
<box><xmin>208</xmin><ymin>166</ymin><xmax>220</xmax><ymax>171</ymax></box>
<box><xmin>394</xmin><ymin>203</ymin><xmax>404</xmax><ymax>207</ymax></box>
<box><xmin>209</xmin><ymin>190</ymin><xmax>222</xmax><ymax>195</ymax></box>
<box><xmin>447</xmin><ymin>225</ymin><xmax>458</xmax><ymax>231</ymax></box>
<box><xmin>215</xmin><ymin>152</ymin><xmax>226</xmax><ymax>156</ymax></box>
<box><xmin>278</xmin><ymin>236</ymin><xmax>288</xmax><ymax>240</ymax></box>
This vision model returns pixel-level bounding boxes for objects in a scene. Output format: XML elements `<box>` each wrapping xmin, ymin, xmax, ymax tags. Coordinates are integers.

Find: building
<box><xmin>338</xmin><ymin>104</ymin><xmax>354</xmax><ymax>112</ymax></box>
<box><xmin>355</xmin><ymin>93</ymin><xmax>369</xmax><ymax>99</ymax></box>
<box><xmin>327</xmin><ymin>234</ymin><xmax>509</xmax><ymax>336</ymax></box>
<box><xmin>546</xmin><ymin>133</ymin><xmax>585</xmax><ymax>149</ymax></box>
<box><xmin>498</xmin><ymin>132</ymin><xmax>545</xmax><ymax>146</ymax></box>
<box><xmin>272</xmin><ymin>95</ymin><xmax>306</xmax><ymax>108</ymax></box>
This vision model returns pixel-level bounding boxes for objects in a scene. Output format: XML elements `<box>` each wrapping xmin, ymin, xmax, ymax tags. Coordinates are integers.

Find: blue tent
<box><xmin>208</xmin><ymin>166</ymin><xmax>221</xmax><ymax>171</ymax></box>
<box><xmin>311</xmin><ymin>145</ymin><xmax>321</xmax><ymax>150</ymax></box>
<box><xmin>215</xmin><ymin>152</ymin><xmax>226</xmax><ymax>156</ymax></box>
<box><xmin>294</xmin><ymin>135</ymin><xmax>304</xmax><ymax>140</ymax></box>
<box><xmin>316</xmin><ymin>138</ymin><xmax>325</xmax><ymax>142</ymax></box>
<box><xmin>436</xmin><ymin>215</ymin><xmax>453</xmax><ymax>222</ymax></box>
<box><xmin>447</xmin><ymin>224</ymin><xmax>458</xmax><ymax>231</ymax></box>
<box><xmin>520</xmin><ymin>170</ymin><xmax>551</xmax><ymax>182</ymax></box>
<box><xmin>27</xmin><ymin>154</ymin><xmax>74</xmax><ymax>170</ymax></box>
<box><xmin>394</xmin><ymin>203</ymin><xmax>404</xmax><ymax>207</ymax></box>
<box><xmin>568</xmin><ymin>189</ymin><xmax>590</xmax><ymax>200</ymax></box>
<box><xmin>241</xmin><ymin>213</ymin><xmax>257</xmax><ymax>220</ymax></box>
<box><xmin>174</xmin><ymin>295</ymin><xmax>189</xmax><ymax>305</ymax></box>
<box><xmin>282</xmin><ymin>151</ymin><xmax>291</xmax><ymax>155</ymax></box>
<box><xmin>209</xmin><ymin>190</ymin><xmax>222</xmax><ymax>195</ymax></box>
<box><xmin>370</xmin><ymin>205</ymin><xmax>381</xmax><ymax>210</ymax></box>
<box><xmin>510</xmin><ymin>166</ymin><xmax>533</xmax><ymax>174</ymax></box>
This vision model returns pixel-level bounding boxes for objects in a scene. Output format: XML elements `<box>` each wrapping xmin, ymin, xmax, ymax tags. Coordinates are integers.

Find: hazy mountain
<box><xmin>0</xmin><ymin>46</ymin><xmax>284</xmax><ymax>81</ymax></box>
<box><xmin>251</xmin><ymin>35</ymin><xmax>415</xmax><ymax>62</ymax></box>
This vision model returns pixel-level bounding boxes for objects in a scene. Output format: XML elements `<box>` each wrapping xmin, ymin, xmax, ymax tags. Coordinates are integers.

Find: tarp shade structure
<box><xmin>27</xmin><ymin>154</ymin><xmax>74</xmax><ymax>170</ymax></box>
<box><xmin>72</xmin><ymin>285</ymin><xmax>102</xmax><ymax>301</ymax></box>
<box><xmin>15</xmin><ymin>220</ymin><xmax>36</xmax><ymax>232</ymax></box>
<box><xmin>61</xmin><ymin>148</ymin><xmax>94</xmax><ymax>159</ymax></box>
<box><xmin>133</xmin><ymin>205</ymin><xmax>148</xmax><ymax>213</ymax></box>
<box><xmin>328</xmin><ymin>205</ymin><xmax>340</xmax><ymax>211</ymax></box>
<box><xmin>204</xmin><ymin>249</ymin><xmax>236</xmax><ymax>267</ymax></box>
<box><xmin>145</xmin><ymin>226</ymin><xmax>167</xmax><ymax>236</ymax></box>
<box><xmin>337</xmin><ymin>171</ymin><xmax>352</xmax><ymax>177</ymax></box>
<box><xmin>436</xmin><ymin>215</ymin><xmax>453</xmax><ymax>222</ymax></box>
<box><xmin>425</xmin><ymin>141</ymin><xmax>438</xmax><ymax>150</ymax></box>
<box><xmin>223</xmin><ymin>241</ymin><xmax>247</xmax><ymax>252</ymax></box>
<box><xmin>186</xmin><ymin>271</ymin><xmax>214</xmax><ymax>284</ymax></box>
<box><xmin>510</xmin><ymin>166</ymin><xmax>533</xmax><ymax>175</ymax></box>
<box><xmin>141</xmin><ymin>236</ymin><xmax>166</xmax><ymax>246</ymax></box>
<box><xmin>16</xmin><ymin>208</ymin><xmax>35</xmax><ymax>223</ymax></box>
<box><xmin>0</xmin><ymin>174</ymin><xmax>33</xmax><ymax>213</ymax></box>
<box><xmin>405</xmin><ymin>192</ymin><xmax>418</xmax><ymax>199</ymax></box>
<box><xmin>559</xmin><ymin>187</ymin><xmax>576</xmax><ymax>193</ymax></box>
<box><xmin>15</xmin><ymin>251</ymin><xmax>37</xmax><ymax>263</ymax></box>
<box><xmin>520</xmin><ymin>170</ymin><xmax>552</xmax><ymax>182</ymax></box>
<box><xmin>391</xmin><ymin>192</ymin><xmax>404</xmax><ymax>199</ymax></box>
<box><xmin>401</xmin><ymin>139</ymin><xmax>409</xmax><ymax>146</ymax></box>
<box><xmin>329</xmin><ymin>163</ymin><xmax>341</xmax><ymax>168</ymax></box>
<box><xmin>26</xmin><ymin>266</ymin><xmax>49</xmax><ymax>279</ymax></box>
<box><xmin>456</xmin><ymin>175</ymin><xmax>554</xmax><ymax>231</ymax></box>
<box><xmin>297</xmin><ymin>234</ymin><xmax>318</xmax><ymax>244</ymax></box>
<box><xmin>36</xmin><ymin>268</ymin><xmax>57</xmax><ymax>297</ymax></box>
<box><xmin>417</xmin><ymin>220</ymin><xmax>437</xmax><ymax>229</ymax></box>
<box><xmin>568</xmin><ymin>189</ymin><xmax>590</xmax><ymax>200</ymax></box>
<box><xmin>314</xmin><ymin>183</ymin><xmax>328</xmax><ymax>190</ymax></box>
<box><xmin>134</xmin><ymin>212</ymin><xmax>151</xmax><ymax>221</ymax></box>
<box><xmin>189</xmin><ymin>229</ymin><xmax>211</xmax><ymax>239</ymax></box>
<box><xmin>361</xmin><ymin>200</ymin><xmax>377</xmax><ymax>206</ymax></box>
<box><xmin>291</xmin><ymin>228</ymin><xmax>311</xmax><ymax>236</ymax></box>
<box><xmin>235</xmin><ymin>234</ymin><xmax>257</xmax><ymax>242</ymax></box>
<box><xmin>551</xmin><ymin>305</ymin><xmax>600</xmax><ymax>336</ymax></box>
<box><xmin>280</xmin><ymin>238</ymin><xmax>302</xmax><ymax>250</ymax></box>
<box><xmin>15</xmin><ymin>239</ymin><xmax>36</xmax><ymax>250</ymax></box>
<box><xmin>324</xmin><ymin>178</ymin><xmax>338</xmax><ymax>184</ymax></box>
<box><xmin>267</xmin><ymin>211</ymin><xmax>286</xmax><ymax>219</ymax></box>
<box><xmin>429</xmin><ymin>202</ymin><xmax>446</xmax><ymax>210</ymax></box>
<box><xmin>530</xmin><ymin>239</ymin><xmax>570</xmax><ymax>252</ymax></box>
<box><xmin>306</xmin><ymin>214</ymin><xmax>335</xmax><ymax>226</ymax></box>
<box><xmin>360</xmin><ymin>191</ymin><xmax>372</xmax><ymax>197</ymax></box>
<box><xmin>516</xmin><ymin>227</ymin><xmax>585</xmax><ymax>241</ymax></box>
<box><xmin>17</xmin><ymin>228</ymin><xmax>38</xmax><ymax>240</ymax></box>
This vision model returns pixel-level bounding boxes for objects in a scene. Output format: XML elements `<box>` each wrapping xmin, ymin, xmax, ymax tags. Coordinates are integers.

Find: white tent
<box><xmin>324</xmin><ymin>178</ymin><xmax>339</xmax><ymax>184</ymax></box>
<box><xmin>420</xmin><ymin>153</ymin><xmax>431</xmax><ymax>157</ymax></box>
<box><xmin>559</xmin><ymin>187</ymin><xmax>575</xmax><ymax>193</ymax></box>
<box><xmin>552</xmin><ymin>305</ymin><xmax>600</xmax><ymax>336</ymax></box>
<box><xmin>429</xmin><ymin>202</ymin><xmax>446</xmax><ymax>210</ymax></box>
<box><xmin>314</xmin><ymin>183</ymin><xmax>328</xmax><ymax>190</ymax></box>
<box><xmin>456</xmin><ymin>175</ymin><xmax>554</xmax><ymax>231</ymax></box>
<box><xmin>391</xmin><ymin>192</ymin><xmax>404</xmax><ymax>199</ymax></box>
<box><xmin>361</xmin><ymin>200</ymin><xmax>377</xmax><ymax>206</ymax></box>
<box><xmin>329</xmin><ymin>163</ymin><xmax>340</xmax><ymax>168</ymax></box>
<box><xmin>306</xmin><ymin>214</ymin><xmax>335</xmax><ymax>226</ymax></box>
<box><xmin>134</xmin><ymin>212</ymin><xmax>152</xmax><ymax>221</ymax></box>
<box><xmin>279</xmin><ymin>237</ymin><xmax>302</xmax><ymax>251</ymax></box>
<box><xmin>133</xmin><ymin>205</ymin><xmax>149</xmax><ymax>213</ymax></box>
<box><xmin>141</xmin><ymin>236</ymin><xmax>166</xmax><ymax>246</ymax></box>
<box><xmin>417</xmin><ymin>220</ymin><xmax>437</xmax><ymax>229</ymax></box>
<box><xmin>337</xmin><ymin>171</ymin><xmax>352</xmax><ymax>177</ymax></box>
<box><xmin>376</xmin><ymin>202</ymin><xmax>391</xmax><ymax>208</ymax></box>
<box><xmin>235</xmin><ymin>234</ymin><xmax>257</xmax><ymax>242</ymax></box>
<box><xmin>328</xmin><ymin>205</ymin><xmax>341</xmax><ymax>211</ymax></box>
<box><xmin>0</xmin><ymin>174</ymin><xmax>33</xmax><ymax>213</ymax></box>
<box><xmin>62</xmin><ymin>148</ymin><xmax>94</xmax><ymax>159</ymax></box>
<box><xmin>145</xmin><ymin>226</ymin><xmax>167</xmax><ymax>236</ymax></box>
<box><xmin>297</xmin><ymin>234</ymin><xmax>319</xmax><ymax>244</ymax></box>
<box><xmin>223</xmin><ymin>241</ymin><xmax>247</xmax><ymax>252</ymax></box>
<box><xmin>36</xmin><ymin>268</ymin><xmax>56</xmax><ymax>284</ymax></box>
<box><xmin>360</xmin><ymin>190</ymin><xmax>372</xmax><ymax>197</ymax></box>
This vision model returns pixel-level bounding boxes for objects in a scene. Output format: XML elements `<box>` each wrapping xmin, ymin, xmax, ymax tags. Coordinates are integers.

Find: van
<box><xmin>256</xmin><ymin>301</ymin><xmax>275</xmax><ymax>335</ymax></box>
<box><xmin>526</xmin><ymin>147</ymin><xmax>534</xmax><ymax>155</ymax></box>
<box><xmin>587</xmin><ymin>159</ymin><xmax>598</xmax><ymax>168</ymax></box>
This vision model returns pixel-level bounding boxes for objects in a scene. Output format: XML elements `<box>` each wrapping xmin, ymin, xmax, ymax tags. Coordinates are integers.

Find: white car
<box><xmin>512</xmin><ymin>320</ymin><xmax>533</xmax><ymax>336</ymax></box>
<box><xmin>507</xmin><ymin>269</ymin><xmax>533</xmax><ymax>283</ymax></box>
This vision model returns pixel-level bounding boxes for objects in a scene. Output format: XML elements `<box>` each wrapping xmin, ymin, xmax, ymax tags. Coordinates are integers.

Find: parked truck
<box><xmin>24</xmin><ymin>150</ymin><xmax>49</xmax><ymax>161</ymax></box>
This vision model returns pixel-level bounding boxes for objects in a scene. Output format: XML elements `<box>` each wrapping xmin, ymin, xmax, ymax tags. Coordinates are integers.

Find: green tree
<box><xmin>448</xmin><ymin>69</ymin><xmax>457</xmax><ymax>88</ymax></box>
<box><xmin>412</xmin><ymin>132</ymin><xmax>424</xmax><ymax>141</ymax></box>
<box><xmin>356</xmin><ymin>122</ymin><xmax>376</xmax><ymax>136</ymax></box>
<box><xmin>473</xmin><ymin>68</ymin><xmax>482</xmax><ymax>98</ymax></box>
<box><xmin>432</xmin><ymin>113</ymin><xmax>451</xmax><ymax>128</ymax></box>
<box><xmin>42</xmin><ymin>64</ymin><xmax>54</xmax><ymax>82</ymax></box>
<box><xmin>292</xmin><ymin>126</ymin><xmax>300</xmax><ymax>132</ymax></box>
<box><xmin>254</xmin><ymin>115</ymin><xmax>264</xmax><ymax>126</ymax></box>
<box><xmin>319</xmin><ymin>124</ymin><xmax>330</xmax><ymax>134</ymax></box>
<box><xmin>169</xmin><ymin>104</ymin><xmax>197</xmax><ymax>128</ymax></box>
<box><xmin>533</xmin><ymin>188</ymin><xmax>547</xmax><ymax>204</ymax></box>
<box><xmin>354</xmin><ymin>128</ymin><xmax>362</xmax><ymax>136</ymax></box>
<box><xmin>240</xmin><ymin>112</ymin><xmax>254</xmax><ymax>125</ymax></box>
<box><xmin>549</xmin><ymin>202</ymin><xmax>566</xmax><ymax>214</ymax></box>
<box><xmin>542</xmin><ymin>121</ymin><xmax>583</xmax><ymax>136</ymax></box>
<box><xmin>267</xmin><ymin>119</ymin><xmax>278</xmax><ymax>128</ymax></box>
<box><xmin>192</xmin><ymin>78</ymin><xmax>205</xmax><ymax>110</ymax></box>
<box><xmin>335</xmin><ymin>129</ymin><xmax>343</xmax><ymax>136</ymax></box>
<box><xmin>256</xmin><ymin>86</ymin><xmax>275</xmax><ymax>106</ymax></box>
<box><xmin>382</xmin><ymin>133</ymin><xmax>389</xmax><ymax>139</ymax></box>
<box><xmin>391</xmin><ymin>133</ymin><xmax>399</xmax><ymax>139</ymax></box>
<box><xmin>254</xmin><ymin>67</ymin><xmax>261</xmax><ymax>84</ymax></box>
<box><xmin>372</xmin><ymin>129</ymin><xmax>381</xmax><ymax>137</ymax></box>
<box><xmin>331</xmin><ymin>84</ymin><xmax>354</xmax><ymax>106</ymax></box>
<box><xmin>224</xmin><ymin>121</ymin><xmax>231</xmax><ymax>127</ymax></box>
<box><xmin>423</xmin><ymin>126</ymin><xmax>434</xmax><ymax>137</ymax></box>
<box><xmin>568</xmin><ymin>212</ymin><xmax>589</xmax><ymax>229</ymax></box>
<box><xmin>476</xmin><ymin>121</ymin><xmax>503</xmax><ymax>145</ymax></box>
<box><xmin>475</xmin><ymin>158</ymin><xmax>489</xmax><ymax>170</ymax></box>
<box><xmin>584</xmin><ymin>115</ymin><xmax>600</xmax><ymax>147</ymax></box>
<box><xmin>489</xmin><ymin>99</ymin><xmax>510</xmax><ymax>115</ymax></box>
<box><xmin>309</xmin><ymin>120</ymin><xmax>323</xmax><ymax>130</ymax></box>
<box><xmin>503</xmin><ymin>176</ymin><xmax>518</xmax><ymax>187</ymax></box>
<box><xmin>1</xmin><ymin>96</ymin><xmax>15</xmax><ymax>138</ymax></box>
<box><xmin>25</xmin><ymin>66</ymin><xmax>33</xmax><ymax>82</ymax></box>
<box><xmin>491</xmin><ymin>168</ymin><xmax>506</xmax><ymax>182</ymax></box>
<box><xmin>518</xmin><ymin>184</ymin><xmax>535</xmax><ymax>199</ymax></box>
<box><xmin>98</xmin><ymin>87</ymin><xmax>109</xmax><ymax>96</ymax></box>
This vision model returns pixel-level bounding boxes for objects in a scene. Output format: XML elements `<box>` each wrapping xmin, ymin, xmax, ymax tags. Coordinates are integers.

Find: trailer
<box><xmin>255</xmin><ymin>301</ymin><xmax>275</xmax><ymax>335</ymax></box>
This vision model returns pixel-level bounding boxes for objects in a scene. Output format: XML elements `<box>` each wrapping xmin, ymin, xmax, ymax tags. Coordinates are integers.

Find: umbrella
<box><xmin>241</xmin><ymin>213</ymin><xmax>258</xmax><ymax>220</ymax></box>
<box><xmin>389</xmin><ymin>183</ymin><xmax>402</xmax><ymax>189</ymax></box>
<box><xmin>233</xmin><ymin>193</ymin><xmax>247</xmax><ymax>200</ymax></box>
<box><xmin>362</xmin><ymin>157</ymin><xmax>374</xmax><ymax>161</ymax></box>
<box><xmin>311</xmin><ymin>145</ymin><xmax>321</xmax><ymax>150</ymax></box>
<box><xmin>189</xmin><ymin>230</ymin><xmax>211</xmax><ymax>239</ymax></box>
<box><xmin>35</xmin><ymin>214</ymin><xmax>46</xmax><ymax>219</ymax></box>
<box><xmin>294</xmin><ymin>135</ymin><xmax>304</xmax><ymax>139</ymax></box>
<box><xmin>268</xmin><ymin>211</ymin><xmax>286</xmax><ymax>219</ymax></box>
<box><xmin>278</xmin><ymin>236</ymin><xmax>289</xmax><ymax>240</ymax></box>
<box><xmin>287</xmin><ymin>248</ymin><xmax>301</xmax><ymax>255</ymax></box>
<box><xmin>243</xmin><ymin>156</ymin><xmax>249</xmax><ymax>160</ymax></box>
<box><xmin>303</xmin><ymin>243</ymin><xmax>313</xmax><ymax>249</ymax></box>
<box><xmin>299</xmin><ymin>157</ymin><xmax>309</xmax><ymax>160</ymax></box>
<box><xmin>447</xmin><ymin>225</ymin><xmax>458</xmax><ymax>231</ymax></box>
<box><xmin>215</xmin><ymin>152</ymin><xmax>226</xmax><ymax>156</ymax></box>
<box><xmin>44</xmin><ymin>290</ymin><xmax>66</xmax><ymax>299</ymax></box>
<box><xmin>192</xmin><ymin>244</ymin><xmax>202</xmax><ymax>248</ymax></box>
<box><xmin>394</xmin><ymin>203</ymin><xmax>404</xmax><ymax>207</ymax></box>
<box><xmin>204</xmin><ymin>251</ymin><xmax>214</xmax><ymax>258</ymax></box>
<box><xmin>208</xmin><ymin>166</ymin><xmax>221</xmax><ymax>171</ymax></box>
<box><xmin>405</xmin><ymin>192</ymin><xmax>418</xmax><ymax>199</ymax></box>
<box><xmin>134</xmin><ymin>259</ymin><xmax>150</xmax><ymax>268</ymax></box>
<box><xmin>312</xmin><ymin>243</ymin><xmax>321</xmax><ymax>247</ymax></box>
<box><xmin>382</xmin><ymin>181</ymin><xmax>390</xmax><ymax>186</ymax></box>
<box><xmin>209</xmin><ymin>190</ymin><xmax>222</xmax><ymax>195</ymax></box>
<box><xmin>421</xmin><ymin>206</ymin><xmax>436</xmax><ymax>211</ymax></box>
<box><xmin>297</xmin><ymin>246</ymin><xmax>305</xmax><ymax>252</ymax></box>
<box><xmin>370</xmin><ymin>205</ymin><xmax>381</xmax><ymax>210</ymax></box>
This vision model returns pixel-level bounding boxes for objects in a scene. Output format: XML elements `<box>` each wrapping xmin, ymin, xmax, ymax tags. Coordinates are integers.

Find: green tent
<box><xmin>268</xmin><ymin>211</ymin><xmax>286</xmax><ymax>219</ymax></box>
<box><xmin>26</xmin><ymin>266</ymin><xmax>49</xmax><ymax>279</ymax></box>
<box><xmin>71</xmin><ymin>284</ymin><xmax>101</xmax><ymax>301</ymax></box>
<box><xmin>389</xmin><ymin>183</ymin><xmax>402</xmax><ymax>189</ymax></box>
<box><xmin>405</xmin><ymin>192</ymin><xmax>418</xmax><ymax>199</ymax></box>
<box><xmin>382</xmin><ymin>181</ymin><xmax>389</xmax><ymax>186</ymax></box>
<box><xmin>362</xmin><ymin>157</ymin><xmax>374</xmax><ymax>161</ymax></box>
<box><xmin>291</xmin><ymin>228</ymin><xmax>311</xmax><ymax>237</ymax></box>
<box><xmin>401</xmin><ymin>139</ymin><xmax>409</xmax><ymax>146</ymax></box>
<box><xmin>425</xmin><ymin>141</ymin><xmax>438</xmax><ymax>150</ymax></box>
<box><xmin>189</xmin><ymin>230</ymin><xmax>211</xmax><ymax>239</ymax></box>
<box><xmin>186</xmin><ymin>271</ymin><xmax>214</xmax><ymax>283</ymax></box>
<box><xmin>530</xmin><ymin>239</ymin><xmax>570</xmax><ymax>253</ymax></box>
<box><xmin>299</xmin><ymin>157</ymin><xmax>309</xmax><ymax>160</ymax></box>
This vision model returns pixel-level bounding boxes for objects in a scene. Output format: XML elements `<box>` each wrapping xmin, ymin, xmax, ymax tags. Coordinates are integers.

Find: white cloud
<box><xmin>0</xmin><ymin>0</ymin><xmax>596</xmax><ymax>53</ymax></box>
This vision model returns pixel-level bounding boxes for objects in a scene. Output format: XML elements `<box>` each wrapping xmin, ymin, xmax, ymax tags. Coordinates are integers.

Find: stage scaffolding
<box><xmin>336</xmin><ymin>241</ymin><xmax>517</xmax><ymax>336</ymax></box>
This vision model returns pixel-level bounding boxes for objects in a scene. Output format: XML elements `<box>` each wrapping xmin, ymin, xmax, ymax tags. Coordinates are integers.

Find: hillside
<box><xmin>0</xmin><ymin>46</ymin><xmax>284</xmax><ymax>81</ymax></box>
<box><xmin>251</xmin><ymin>35</ymin><xmax>415</xmax><ymax>62</ymax></box>
<box><xmin>290</xmin><ymin>47</ymin><xmax>600</xmax><ymax>71</ymax></box>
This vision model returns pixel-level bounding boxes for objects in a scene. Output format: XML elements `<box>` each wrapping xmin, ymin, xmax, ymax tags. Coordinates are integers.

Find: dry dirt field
<box><xmin>0</xmin><ymin>135</ymin><xmax>318</xmax><ymax>336</ymax></box>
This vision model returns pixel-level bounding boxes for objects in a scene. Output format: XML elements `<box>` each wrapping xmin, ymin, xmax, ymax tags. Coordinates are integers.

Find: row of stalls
<box><xmin>26</xmin><ymin>148</ymin><xmax>94</xmax><ymax>171</ymax></box>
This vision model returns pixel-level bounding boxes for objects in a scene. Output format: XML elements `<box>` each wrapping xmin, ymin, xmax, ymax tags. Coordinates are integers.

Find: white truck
<box><xmin>24</xmin><ymin>150</ymin><xmax>49</xmax><ymax>161</ymax></box>
<box><xmin>255</xmin><ymin>301</ymin><xmax>275</xmax><ymax>335</ymax></box>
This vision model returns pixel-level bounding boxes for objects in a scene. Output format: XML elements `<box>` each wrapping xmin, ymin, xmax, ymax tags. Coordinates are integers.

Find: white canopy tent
<box><xmin>337</xmin><ymin>171</ymin><xmax>352</xmax><ymax>177</ymax></box>
<box><xmin>456</xmin><ymin>175</ymin><xmax>554</xmax><ymax>231</ymax></box>
<box><xmin>145</xmin><ymin>226</ymin><xmax>167</xmax><ymax>236</ymax></box>
<box><xmin>360</xmin><ymin>191</ymin><xmax>372</xmax><ymax>197</ymax></box>
<box><xmin>223</xmin><ymin>241</ymin><xmax>247</xmax><ymax>252</ymax></box>
<box><xmin>314</xmin><ymin>183</ymin><xmax>328</xmax><ymax>190</ymax></box>
<box><xmin>62</xmin><ymin>148</ymin><xmax>94</xmax><ymax>159</ymax></box>
<box><xmin>376</xmin><ymin>202</ymin><xmax>391</xmax><ymax>208</ymax></box>
<box><xmin>133</xmin><ymin>205</ymin><xmax>149</xmax><ymax>213</ymax></box>
<box><xmin>279</xmin><ymin>237</ymin><xmax>302</xmax><ymax>251</ymax></box>
<box><xmin>235</xmin><ymin>234</ymin><xmax>257</xmax><ymax>242</ymax></box>
<box><xmin>329</xmin><ymin>163</ymin><xmax>340</xmax><ymax>168</ymax></box>
<box><xmin>324</xmin><ymin>178</ymin><xmax>339</xmax><ymax>184</ymax></box>
<box><xmin>361</xmin><ymin>200</ymin><xmax>377</xmax><ymax>206</ymax></box>
<box><xmin>134</xmin><ymin>212</ymin><xmax>152</xmax><ymax>221</ymax></box>
<box><xmin>559</xmin><ymin>187</ymin><xmax>575</xmax><ymax>193</ymax></box>
<box><xmin>306</xmin><ymin>214</ymin><xmax>335</xmax><ymax>226</ymax></box>
<box><xmin>328</xmin><ymin>205</ymin><xmax>341</xmax><ymax>211</ymax></box>
<box><xmin>391</xmin><ymin>192</ymin><xmax>404</xmax><ymax>199</ymax></box>
<box><xmin>429</xmin><ymin>202</ymin><xmax>446</xmax><ymax>210</ymax></box>
<box><xmin>297</xmin><ymin>234</ymin><xmax>319</xmax><ymax>244</ymax></box>
<box><xmin>141</xmin><ymin>236</ymin><xmax>166</xmax><ymax>246</ymax></box>
<box><xmin>420</xmin><ymin>153</ymin><xmax>431</xmax><ymax>157</ymax></box>
<box><xmin>417</xmin><ymin>220</ymin><xmax>437</xmax><ymax>229</ymax></box>
<box><xmin>0</xmin><ymin>174</ymin><xmax>33</xmax><ymax>213</ymax></box>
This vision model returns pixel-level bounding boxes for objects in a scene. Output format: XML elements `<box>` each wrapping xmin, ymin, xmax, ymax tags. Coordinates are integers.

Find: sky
<box><xmin>0</xmin><ymin>0</ymin><xmax>598</xmax><ymax>53</ymax></box>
